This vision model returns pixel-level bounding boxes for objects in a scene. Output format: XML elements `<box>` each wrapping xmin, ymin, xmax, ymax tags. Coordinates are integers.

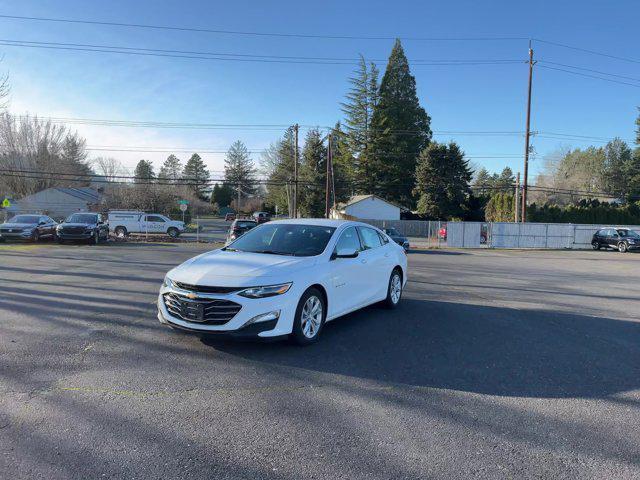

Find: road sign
<box><xmin>1</xmin><ymin>198</ymin><xmax>10</xmax><ymax>208</ymax></box>
<box><xmin>179</xmin><ymin>203</ymin><xmax>188</xmax><ymax>212</ymax></box>
<box><xmin>178</xmin><ymin>200</ymin><xmax>189</xmax><ymax>205</ymax></box>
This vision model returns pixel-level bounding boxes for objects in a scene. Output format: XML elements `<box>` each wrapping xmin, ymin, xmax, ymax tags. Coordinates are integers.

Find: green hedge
<box><xmin>527</xmin><ymin>200</ymin><xmax>640</xmax><ymax>225</ymax></box>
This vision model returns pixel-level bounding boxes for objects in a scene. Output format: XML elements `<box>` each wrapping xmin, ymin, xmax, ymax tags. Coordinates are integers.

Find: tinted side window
<box><xmin>146</xmin><ymin>216</ymin><xmax>165</xmax><ymax>222</ymax></box>
<box><xmin>378</xmin><ymin>231</ymin><xmax>389</xmax><ymax>244</ymax></box>
<box><xmin>358</xmin><ymin>227</ymin><xmax>383</xmax><ymax>250</ymax></box>
<box><xmin>334</xmin><ymin>227</ymin><xmax>361</xmax><ymax>253</ymax></box>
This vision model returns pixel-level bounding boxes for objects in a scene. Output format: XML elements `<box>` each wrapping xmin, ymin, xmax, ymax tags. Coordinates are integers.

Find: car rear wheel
<box><xmin>618</xmin><ymin>242</ymin><xmax>628</xmax><ymax>253</ymax></box>
<box><xmin>291</xmin><ymin>288</ymin><xmax>325</xmax><ymax>345</ymax></box>
<box><xmin>114</xmin><ymin>226</ymin><xmax>127</xmax><ymax>238</ymax></box>
<box><xmin>383</xmin><ymin>269</ymin><xmax>403</xmax><ymax>309</ymax></box>
<box><xmin>167</xmin><ymin>227</ymin><xmax>180</xmax><ymax>238</ymax></box>
<box><xmin>592</xmin><ymin>242</ymin><xmax>601</xmax><ymax>250</ymax></box>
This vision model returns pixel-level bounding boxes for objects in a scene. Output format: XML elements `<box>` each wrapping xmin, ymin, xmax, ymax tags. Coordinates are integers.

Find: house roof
<box><xmin>336</xmin><ymin>194</ymin><xmax>401</xmax><ymax>210</ymax></box>
<box><xmin>54</xmin><ymin>187</ymin><xmax>101</xmax><ymax>203</ymax></box>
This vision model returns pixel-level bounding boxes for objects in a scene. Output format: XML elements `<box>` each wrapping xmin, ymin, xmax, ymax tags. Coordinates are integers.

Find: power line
<box><xmin>537</xmin><ymin>64</ymin><xmax>640</xmax><ymax>88</ymax></box>
<box><xmin>538</xmin><ymin>60</ymin><xmax>640</xmax><ymax>83</ymax></box>
<box><xmin>532</xmin><ymin>38</ymin><xmax>640</xmax><ymax>65</ymax></box>
<box><xmin>0</xmin><ymin>38</ymin><xmax>525</xmax><ymax>66</ymax></box>
<box><xmin>0</xmin><ymin>14</ymin><xmax>529</xmax><ymax>42</ymax></box>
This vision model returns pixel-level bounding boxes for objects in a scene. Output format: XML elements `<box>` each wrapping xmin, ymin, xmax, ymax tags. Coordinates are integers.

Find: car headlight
<box><xmin>238</xmin><ymin>283</ymin><xmax>292</xmax><ymax>299</ymax></box>
<box><xmin>163</xmin><ymin>275</ymin><xmax>175</xmax><ymax>288</ymax></box>
<box><xmin>628</xmin><ymin>239</ymin><xmax>636</xmax><ymax>244</ymax></box>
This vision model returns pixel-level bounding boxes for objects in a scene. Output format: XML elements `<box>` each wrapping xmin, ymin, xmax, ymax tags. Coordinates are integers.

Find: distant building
<box><xmin>331</xmin><ymin>194</ymin><xmax>401</xmax><ymax>221</ymax></box>
<box><xmin>9</xmin><ymin>187</ymin><xmax>103</xmax><ymax>219</ymax></box>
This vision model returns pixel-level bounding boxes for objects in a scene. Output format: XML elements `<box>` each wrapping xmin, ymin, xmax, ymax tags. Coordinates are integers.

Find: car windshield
<box><xmin>236</xmin><ymin>221</ymin><xmax>257</xmax><ymax>228</ymax></box>
<box><xmin>385</xmin><ymin>228</ymin><xmax>399</xmax><ymax>236</ymax></box>
<box><xmin>619</xmin><ymin>229</ymin><xmax>640</xmax><ymax>238</ymax></box>
<box><xmin>9</xmin><ymin>215</ymin><xmax>40</xmax><ymax>223</ymax></box>
<box><xmin>66</xmin><ymin>214</ymin><xmax>98</xmax><ymax>223</ymax></box>
<box><xmin>226</xmin><ymin>223</ymin><xmax>336</xmax><ymax>256</ymax></box>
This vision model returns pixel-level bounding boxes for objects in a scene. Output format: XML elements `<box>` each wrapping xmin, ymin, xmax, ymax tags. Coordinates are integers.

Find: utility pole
<box><xmin>293</xmin><ymin>124</ymin><xmax>299</xmax><ymax>218</ymax></box>
<box><xmin>236</xmin><ymin>183</ymin><xmax>241</xmax><ymax>214</ymax></box>
<box><xmin>515</xmin><ymin>172</ymin><xmax>520</xmax><ymax>223</ymax></box>
<box><xmin>521</xmin><ymin>43</ymin><xmax>535</xmax><ymax>223</ymax></box>
<box><xmin>325</xmin><ymin>134</ymin><xmax>333</xmax><ymax>218</ymax></box>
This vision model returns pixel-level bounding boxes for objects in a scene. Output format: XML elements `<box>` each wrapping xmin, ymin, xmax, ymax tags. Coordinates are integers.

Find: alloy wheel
<box><xmin>390</xmin><ymin>273</ymin><xmax>402</xmax><ymax>304</ymax></box>
<box><xmin>301</xmin><ymin>295</ymin><xmax>323</xmax><ymax>339</ymax></box>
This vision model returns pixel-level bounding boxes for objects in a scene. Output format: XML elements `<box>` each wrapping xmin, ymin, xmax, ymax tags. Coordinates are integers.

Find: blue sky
<box><xmin>0</xmin><ymin>0</ymin><xmax>638</xmax><ymax>180</ymax></box>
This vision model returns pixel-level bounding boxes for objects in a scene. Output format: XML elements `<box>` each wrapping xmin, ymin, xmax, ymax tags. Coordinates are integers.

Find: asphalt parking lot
<box><xmin>1</xmin><ymin>243</ymin><xmax>640</xmax><ymax>479</ymax></box>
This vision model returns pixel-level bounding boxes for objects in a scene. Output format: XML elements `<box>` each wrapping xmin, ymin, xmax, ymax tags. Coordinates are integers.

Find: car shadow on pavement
<box><xmin>409</xmin><ymin>249</ymin><xmax>468</xmax><ymax>255</ymax></box>
<box><xmin>205</xmin><ymin>298</ymin><xmax>640</xmax><ymax>400</ymax></box>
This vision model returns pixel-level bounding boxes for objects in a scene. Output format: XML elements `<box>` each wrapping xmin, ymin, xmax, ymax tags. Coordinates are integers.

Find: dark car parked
<box><xmin>0</xmin><ymin>214</ymin><xmax>58</xmax><ymax>242</ymax></box>
<box><xmin>592</xmin><ymin>227</ymin><xmax>640</xmax><ymax>253</ymax></box>
<box><xmin>56</xmin><ymin>213</ymin><xmax>109</xmax><ymax>244</ymax></box>
<box><xmin>252</xmin><ymin>211</ymin><xmax>271</xmax><ymax>224</ymax></box>
<box><xmin>383</xmin><ymin>227</ymin><xmax>410</xmax><ymax>252</ymax></box>
<box><xmin>225</xmin><ymin>219</ymin><xmax>257</xmax><ymax>244</ymax></box>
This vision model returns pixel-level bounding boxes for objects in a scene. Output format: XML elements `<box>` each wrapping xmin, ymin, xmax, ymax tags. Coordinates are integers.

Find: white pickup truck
<box><xmin>107</xmin><ymin>211</ymin><xmax>185</xmax><ymax>238</ymax></box>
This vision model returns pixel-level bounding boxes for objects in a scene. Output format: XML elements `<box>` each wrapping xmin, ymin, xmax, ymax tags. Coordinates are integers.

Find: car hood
<box><xmin>1</xmin><ymin>222</ymin><xmax>37</xmax><ymax>228</ymax></box>
<box><xmin>60</xmin><ymin>222</ymin><xmax>96</xmax><ymax>227</ymax></box>
<box><xmin>168</xmin><ymin>249</ymin><xmax>317</xmax><ymax>286</ymax></box>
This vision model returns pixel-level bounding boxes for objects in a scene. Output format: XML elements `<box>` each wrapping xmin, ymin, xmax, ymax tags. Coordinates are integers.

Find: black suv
<box><xmin>56</xmin><ymin>213</ymin><xmax>109</xmax><ymax>244</ymax></box>
<box><xmin>383</xmin><ymin>227</ymin><xmax>410</xmax><ymax>252</ymax></box>
<box><xmin>592</xmin><ymin>227</ymin><xmax>640</xmax><ymax>253</ymax></box>
<box><xmin>0</xmin><ymin>214</ymin><xmax>58</xmax><ymax>242</ymax></box>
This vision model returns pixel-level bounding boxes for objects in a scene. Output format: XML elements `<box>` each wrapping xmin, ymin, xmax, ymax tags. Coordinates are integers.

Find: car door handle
<box><xmin>384</xmin><ymin>252</ymin><xmax>390</xmax><ymax>257</ymax></box>
<box><xmin>361</xmin><ymin>259</ymin><xmax>367</xmax><ymax>264</ymax></box>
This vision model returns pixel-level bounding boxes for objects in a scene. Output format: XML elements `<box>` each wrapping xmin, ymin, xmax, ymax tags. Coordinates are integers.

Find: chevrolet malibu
<box><xmin>158</xmin><ymin>219</ymin><xmax>408</xmax><ymax>344</ymax></box>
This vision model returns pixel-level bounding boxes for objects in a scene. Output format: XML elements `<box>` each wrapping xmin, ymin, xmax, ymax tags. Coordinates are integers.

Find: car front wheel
<box><xmin>291</xmin><ymin>288</ymin><xmax>325</xmax><ymax>345</ymax></box>
<box><xmin>618</xmin><ymin>242</ymin><xmax>628</xmax><ymax>253</ymax></box>
<box><xmin>167</xmin><ymin>227</ymin><xmax>180</xmax><ymax>238</ymax></box>
<box><xmin>383</xmin><ymin>269</ymin><xmax>403</xmax><ymax>309</ymax></box>
<box><xmin>592</xmin><ymin>242</ymin><xmax>601</xmax><ymax>250</ymax></box>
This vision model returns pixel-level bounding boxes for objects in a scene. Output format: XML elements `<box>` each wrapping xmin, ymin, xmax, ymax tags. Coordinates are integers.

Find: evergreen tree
<box><xmin>367</xmin><ymin>39</ymin><xmax>432</xmax><ymax>206</ymax></box>
<box><xmin>182</xmin><ymin>153</ymin><xmax>210</xmax><ymax>199</ymax></box>
<box><xmin>224</xmin><ymin>140</ymin><xmax>257</xmax><ymax>197</ymax></box>
<box><xmin>635</xmin><ymin>107</ymin><xmax>640</xmax><ymax>146</ymax></box>
<box><xmin>134</xmin><ymin>159</ymin><xmax>155</xmax><ymax>183</ymax></box>
<box><xmin>495</xmin><ymin>167</ymin><xmax>516</xmax><ymax>192</ymax></box>
<box><xmin>473</xmin><ymin>167</ymin><xmax>493</xmax><ymax>195</ymax></box>
<box><xmin>299</xmin><ymin>128</ymin><xmax>327</xmax><ymax>217</ymax></box>
<box><xmin>263</xmin><ymin>127</ymin><xmax>298</xmax><ymax>214</ymax></box>
<box><xmin>158</xmin><ymin>154</ymin><xmax>182</xmax><ymax>183</ymax></box>
<box><xmin>484</xmin><ymin>192</ymin><xmax>516</xmax><ymax>222</ymax></box>
<box><xmin>603</xmin><ymin>138</ymin><xmax>632</xmax><ymax>197</ymax></box>
<box><xmin>341</xmin><ymin>56</ymin><xmax>379</xmax><ymax>182</ymax></box>
<box><xmin>330</xmin><ymin>122</ymin><xmax>356</xmax><ymax>204</ymax></box>
<box><xmin>211</xmin><ymin>182</ymin><xmax>234</xmax><ymax>207</ymax></box>
<box><xmin>413</xmin><ymin>142</ymin><xmax>472</xmax><ymax>219</ymax></box>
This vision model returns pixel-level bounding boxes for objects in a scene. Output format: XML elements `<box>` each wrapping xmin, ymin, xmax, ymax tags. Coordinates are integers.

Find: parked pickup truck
<box><xmin>108</xmin><ymin>211</ymin><xmax>185</xmax><ymax>238</ymax></box>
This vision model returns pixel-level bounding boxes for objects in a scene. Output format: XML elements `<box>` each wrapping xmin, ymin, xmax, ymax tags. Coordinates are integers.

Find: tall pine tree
<box><xmin>182</xmin><ymin>153</ymin><xmax>210</xmax><ymax>199</ymax></box>
<box><xmin>134</xmin><ymin>159</ymin><xmax>155</xmax><ymax>183</ymax></box>
<box><xmin>224</xmin><ymin>140</ymin><xmax>257</xmax><ymax>197</ymax></box>
<box><xmin>368</xmin><ymin>39</ymin><xmax>432</xmax><ymax>207</ymax></box>
<box><xmin>299</xmin><ymin>128</ymin><xmax>327</xmax><ymax>217</ymax></box>
<box><xmin>414</xmin><ymin>142</ymin><xmax>472</xmax><ymax>219</ymax></box>
<box><xmin>263</xmin><ymin>127</ymin><xmax>298</xmax><ymax>214</ymax></box>
<box><xmin>330</xmin><ymin>122</ymin><xmax>356</xmax><ymax>204</ymax></box>
<box><xmin>158</xmin><ymin>154</ymin><xmax>182</xmax><ymax>183</ymax></box>
<box><xmin>341</xmin><ymin>55</ymin><xmax>379</xmax><ymax>183</ymax></box>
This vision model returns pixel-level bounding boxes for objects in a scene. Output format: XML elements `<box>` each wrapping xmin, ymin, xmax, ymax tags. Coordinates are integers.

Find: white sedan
<box><xmin>157</xmin><ymin>219</ymin><xmax>407</xmax><ymax>344</ymax></box>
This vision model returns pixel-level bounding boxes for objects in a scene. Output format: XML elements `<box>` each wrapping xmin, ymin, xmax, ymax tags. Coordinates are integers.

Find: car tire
<box><xmin>383</xmin><ymin>268</ymin><xmax>403</xmax><ymax>309</ymax></box>
<box><xmin>592</xmin><ymin>242</ymin><xmax>601</xmax><ymax>250</ymax></box>
<box><xmin>32</xmin><ymin>230</ymin><xmax>40</xmax><ymax>243</ymax></box>
<box><xmin>618</xmin><ymin>242</ymin><xmax>628</xmax><ymax>253</ymax></box>
<box><xmin>114</xmin><ymin>226</ymin><xmax>127</xmax><ymax>238</ymax></box>
<box><xmin>291</xmin><ymin>287</ymin><xmax>325</xmax><ymax>346</ymax></box>
<box><xmin>167</xmin><ymin>227</ymin><xmax>180</xmax><ymax>238</ymax></box>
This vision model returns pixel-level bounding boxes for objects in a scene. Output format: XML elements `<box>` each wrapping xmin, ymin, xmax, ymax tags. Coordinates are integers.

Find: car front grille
<box><xmin>0</xmin><ymin>228</ymin><xmax>19</xmax><ymax>233</ymax></box>
<box><xmin>172</xmin><ymin>281</ymin><xmax>241</xmax><ymax>294</ymax></box>
<box><xmin>61</xmin><ymin>227</ymin><xmax>87</xmax><ymax>234</ymax></box>
<box><xmin>163</xmin><ymin>292</ymin><xmax>242</xmax><ymax>325</ymax></box>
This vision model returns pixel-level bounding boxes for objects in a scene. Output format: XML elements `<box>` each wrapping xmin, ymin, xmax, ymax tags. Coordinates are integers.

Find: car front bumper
<box><xmin>57</xmin><ymin>231</ymin><xmax>94</xmax><ymax>240</ymax></box>
<box><xmin>0</xmin><ymin>230</ymin><xmax>34</xmax><ymax>240</ymax></box>
<box><xmin>157</xmin><ymin>284</ymin><xmax>299</xmax><ymax>339</ymax></box>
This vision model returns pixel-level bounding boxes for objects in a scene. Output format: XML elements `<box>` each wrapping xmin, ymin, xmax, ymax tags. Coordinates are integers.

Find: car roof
<box><xmin>268</xmin><ymin>218</ymin><xmax>375</xmax><ymax>229</ymax></box>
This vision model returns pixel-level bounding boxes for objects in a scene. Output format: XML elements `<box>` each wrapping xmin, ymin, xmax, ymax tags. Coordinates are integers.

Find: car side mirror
<box><xmin>331</xmin><ymin>248</ymin><xmax>359</xmax><ymax>260</ymax></box>
<box><xmin>39</xmin><ymin>221</ymin><xmax>46</xmax><ymax>225</ymax></box>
